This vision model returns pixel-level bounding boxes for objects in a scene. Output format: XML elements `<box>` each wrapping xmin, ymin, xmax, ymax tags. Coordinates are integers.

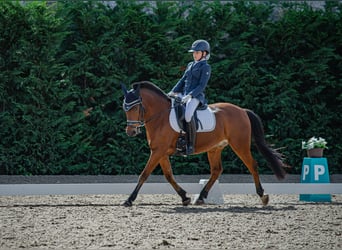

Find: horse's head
<box><xmin>121</xmin><ymin>83</ymin><xmax>144</xmax><ymax>137</ymax></box>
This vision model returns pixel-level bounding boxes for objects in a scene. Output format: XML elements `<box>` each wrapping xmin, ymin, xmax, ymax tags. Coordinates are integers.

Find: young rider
<box><xmin>168</xmin><ymin>39</ymin><xmax>211</xmax><ymax>155</ymax></box>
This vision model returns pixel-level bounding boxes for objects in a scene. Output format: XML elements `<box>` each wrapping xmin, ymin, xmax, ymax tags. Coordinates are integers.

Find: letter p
<box><xmin>314</xmin><ymin>165</ymin><xmax>325</xmax><ymax>181</ymax></box>
<box><xmin>302</xmin><ymin>165</ymin><xmax>309</xmax><ymax>181</ymax></box>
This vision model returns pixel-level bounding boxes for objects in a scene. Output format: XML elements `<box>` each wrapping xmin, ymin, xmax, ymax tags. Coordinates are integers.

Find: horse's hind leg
<box><xmin>194</xmin><ymin>148</ymin><xmax>223</xmax><ymax>205</ymax></box>
<box><xmin>159</xmin><ymin>156</ymin><xmax>191</xmax><ymax>206</ymax></box>
<box><xmin>230</xmin><ymin>144</ymin><xmax>269</xmax><ymax>205</ymax></box>
<box><xmin>241</xmin><ymin>155</ymin><xmax>269</xmax><ymax>205</ymax></box>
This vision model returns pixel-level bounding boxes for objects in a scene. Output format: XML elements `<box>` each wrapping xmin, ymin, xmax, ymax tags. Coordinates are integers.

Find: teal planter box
<box><xmin>300</xmin><ymin>157</ymin><xmax>331</xmax><ymax>202</ymax></box>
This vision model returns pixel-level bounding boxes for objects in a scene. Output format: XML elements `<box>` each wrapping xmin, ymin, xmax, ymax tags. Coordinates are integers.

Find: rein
<box><xmin>126</xmin><ymin>100</ymin><xmax>173</xmax><ymax>129</ymax></box>
<box><xmin>145</xmin><ymin>106</ymin><xmax>173</xmax><ymax>125</ymax></box>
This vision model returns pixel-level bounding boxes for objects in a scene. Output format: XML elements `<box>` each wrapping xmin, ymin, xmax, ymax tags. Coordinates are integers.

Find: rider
<box><xmin>168</xmin><ymin>39</ymin><xmax>211</xmax><ymax>155</ymax></box>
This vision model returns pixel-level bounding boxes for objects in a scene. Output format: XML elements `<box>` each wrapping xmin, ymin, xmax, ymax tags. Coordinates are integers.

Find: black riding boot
<box><xmin>186</xmin><ymin>118</ymin><xmax>196</xmax><ymax>155</ymax></box>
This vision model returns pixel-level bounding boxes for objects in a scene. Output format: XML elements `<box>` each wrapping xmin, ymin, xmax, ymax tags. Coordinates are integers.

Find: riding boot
<box><xmin>186</xmin><ymin>118</ymin><xmax>196</xmax><ymax>155</ymax></box>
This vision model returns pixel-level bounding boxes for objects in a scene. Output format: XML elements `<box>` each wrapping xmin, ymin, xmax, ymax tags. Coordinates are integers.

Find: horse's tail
<box><xmin>245</xmin><ymin>109</ymin><xmax>286</xmax><ymax>180</ymax></box>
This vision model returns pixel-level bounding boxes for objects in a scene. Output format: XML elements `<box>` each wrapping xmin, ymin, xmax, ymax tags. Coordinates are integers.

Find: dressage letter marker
<box><xmin>300</xmin><ymin>157</ymin><xmax>331</xmax><ymax>202</ymax></box>
<box><xmin>193</xmin><ymin>179</ymin><xmax>224</xmax><ymax>205</ymax></box>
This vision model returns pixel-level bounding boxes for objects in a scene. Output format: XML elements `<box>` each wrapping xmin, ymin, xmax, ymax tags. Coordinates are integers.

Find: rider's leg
<box><xmin>184</xmin><ymin>98</ymin><xmax>199</xmax><ymax>122</ymax></box>
<box><xmin>185</xmin><ymin>98</ymin><xmax>199</xmax><ymax>155</ymax></box>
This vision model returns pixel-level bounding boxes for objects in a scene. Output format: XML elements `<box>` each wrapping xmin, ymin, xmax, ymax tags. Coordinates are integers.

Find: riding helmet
<box><xmin>188</xmin><ymin>40</ymin><xmax>210</xmax><ymax>54</ymax></box>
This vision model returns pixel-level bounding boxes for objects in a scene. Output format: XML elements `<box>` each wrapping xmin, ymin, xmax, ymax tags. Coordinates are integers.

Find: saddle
<box><xmin>169</xmin><ymin>97</ymin><xmax>216</xmax><ymax>156</ymax></box>
<box><xmin>174</xmin><ymin>97</ymin><xmax>203</xmax><ymax>131</ymax></box>
<box><xmin>169</xmin><ymin>97</ymin><xmax>216</xmax><ymax>133</ymax></box>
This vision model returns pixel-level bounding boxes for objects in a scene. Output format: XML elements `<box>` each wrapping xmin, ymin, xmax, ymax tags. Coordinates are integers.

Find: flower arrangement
<box><xmin>302</xmin><ymin>136</ymin><xmax>328</xmax><ymax>150</ymax></box>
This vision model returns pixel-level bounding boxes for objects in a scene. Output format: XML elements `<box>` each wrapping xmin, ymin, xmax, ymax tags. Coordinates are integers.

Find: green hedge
<box><xmin>0</xmin><ymin>0</ymin><xmax>341</xmax><ymax>175</ymax></box>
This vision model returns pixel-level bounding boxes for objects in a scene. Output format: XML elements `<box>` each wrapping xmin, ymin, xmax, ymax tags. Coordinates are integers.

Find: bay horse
<box><xmin>121</xmin><ymin>81</ymin><xmax>287</xmax><ymax>207</ymax></box>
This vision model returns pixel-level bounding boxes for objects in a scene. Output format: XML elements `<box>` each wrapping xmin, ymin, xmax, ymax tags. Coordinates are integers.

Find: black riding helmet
<box><xmin>188</xmin><ymin>39</ymin><xmax>210</xmax><ymax>60</ymax></box>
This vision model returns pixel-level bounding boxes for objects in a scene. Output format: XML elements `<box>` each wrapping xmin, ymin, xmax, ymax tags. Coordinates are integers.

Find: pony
<box><xmin>121</xmin><ymin>81</ymin><xmax>287</xmax><ymax>206</ymax></box>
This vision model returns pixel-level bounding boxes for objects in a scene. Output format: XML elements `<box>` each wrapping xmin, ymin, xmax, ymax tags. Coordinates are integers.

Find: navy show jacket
<box><xmin>171</xmin><ymin>60</ymin><xmax>211</xmax><ymax>105</ymax></box>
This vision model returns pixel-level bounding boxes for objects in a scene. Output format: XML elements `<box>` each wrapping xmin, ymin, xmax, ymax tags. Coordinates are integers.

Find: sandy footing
<box><xmin>1</xmin><ymin>194</ymin><xmax>341</xmax><ymax>249</ymax></box>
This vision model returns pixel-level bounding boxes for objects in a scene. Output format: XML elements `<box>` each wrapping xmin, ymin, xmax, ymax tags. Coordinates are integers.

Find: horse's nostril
<box><xmin>126</xmin><ymin>128</ymin><xmax>137</xmax><ymax>137</ymax></box>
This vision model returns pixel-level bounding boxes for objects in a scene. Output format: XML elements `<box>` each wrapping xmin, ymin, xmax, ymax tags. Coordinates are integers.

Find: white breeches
<box><xmin>184</xmin><ymin>98</ymin><xmax>200</xmax><ymax>122</ymax></box>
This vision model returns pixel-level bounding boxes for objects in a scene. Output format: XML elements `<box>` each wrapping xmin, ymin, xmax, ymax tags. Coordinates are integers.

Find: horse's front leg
<box><xmin>159</xmin><ymin>156</ymin><xmax>191</xmax><ymax>206</ymax></box>
<box><xmin>122</xmin><ymin>152</ymin><xmax>160</xmax><ymax>207</ymax></box>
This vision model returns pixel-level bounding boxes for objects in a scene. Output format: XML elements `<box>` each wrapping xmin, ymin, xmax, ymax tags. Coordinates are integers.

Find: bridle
<box><xmin>123</xmin><ymin>95</ymin><xmax>145</xmax><ymax>134</ymax></box>
<box><xmin>123</xmin><ymin>94</ymin><xmax>172</xmax><ymax>135</ymax></box>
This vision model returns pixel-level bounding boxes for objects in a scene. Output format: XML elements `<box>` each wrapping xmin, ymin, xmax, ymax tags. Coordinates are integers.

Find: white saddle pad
<box><xmin>169</xmin><ymin>102</ymin><xmax>216</xmax><ymax>133</ymax></box>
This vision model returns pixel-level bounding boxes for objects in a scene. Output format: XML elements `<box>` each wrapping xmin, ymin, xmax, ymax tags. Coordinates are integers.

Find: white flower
<box><xmin>302</xmin><ymin>136</ymin><xmax>328</xmax><ymax>150</ymax></box>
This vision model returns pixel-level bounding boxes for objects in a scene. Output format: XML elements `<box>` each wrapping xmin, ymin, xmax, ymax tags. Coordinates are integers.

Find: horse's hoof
<box><xmin>194</xmin><ymin>198</ymin><xmax>205</xmax><ymax>205</ymax></box>
<box><xmin>182</xmin><ymin>197</ymin><xmax>191</xmax><ymax>206</ymax></box>
<box><xmin>261</xmin><ymin>194</ymin><xmax>269</xmax><ymax>206</ymax></box>
<box><xmin>122</xmin><ymin>200</ymin><xmax>133</xmax><ymax>207</ymax></box>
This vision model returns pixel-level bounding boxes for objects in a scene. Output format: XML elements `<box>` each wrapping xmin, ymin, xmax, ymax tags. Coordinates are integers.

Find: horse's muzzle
<box><xmin>126</xmin><ymin>126</ymin><xmax>140</xmax><ymax>137</ymax></box>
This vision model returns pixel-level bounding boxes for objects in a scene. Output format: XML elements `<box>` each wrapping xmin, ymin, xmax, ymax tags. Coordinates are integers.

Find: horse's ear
<box><xmin>121</xmin><ymin>83</ymin><xmax>128</xmax><ymax>97</ymax></box>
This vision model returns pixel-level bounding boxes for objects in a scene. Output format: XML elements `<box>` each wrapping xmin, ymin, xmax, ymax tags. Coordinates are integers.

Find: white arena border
<box><xmin>0</xmin><ymin>183</ymin><xmax>341</xmax><ymax>196</ymax></box>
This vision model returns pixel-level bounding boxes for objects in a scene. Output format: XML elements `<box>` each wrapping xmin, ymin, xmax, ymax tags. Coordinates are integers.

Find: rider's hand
<box><xmin>182</xmin><ymin>94</ymin><xmax>192</xmax><ymax>103</ymax></box>
<box><xmin>168</xmin><ymin>91</ymin><xmax>175</xmax><ymax>97</ymax></box>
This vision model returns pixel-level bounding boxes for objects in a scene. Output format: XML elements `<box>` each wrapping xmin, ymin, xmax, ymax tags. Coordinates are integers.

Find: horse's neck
<box><xmin>141</xmin><ymin>90</ymin><xmax>170</xmax><ymax>120</ymax></box>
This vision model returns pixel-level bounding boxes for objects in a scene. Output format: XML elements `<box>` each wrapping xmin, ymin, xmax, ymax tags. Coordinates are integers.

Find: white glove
<box><xmin>168</xmin><ymin>91</ymin><xmax>176</xmax><ymax>97</ymax></box>
<box><xmin>182</xmin><ymin>94</ymin><xmax>192</xmax><ymax>103</ymax></box>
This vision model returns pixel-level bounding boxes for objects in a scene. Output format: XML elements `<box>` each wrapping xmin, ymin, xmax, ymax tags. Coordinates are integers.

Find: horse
<box><xmin>121</xmin><ymin>81</ymin><xmax>287</xmax><ymax>207</ymax></box>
